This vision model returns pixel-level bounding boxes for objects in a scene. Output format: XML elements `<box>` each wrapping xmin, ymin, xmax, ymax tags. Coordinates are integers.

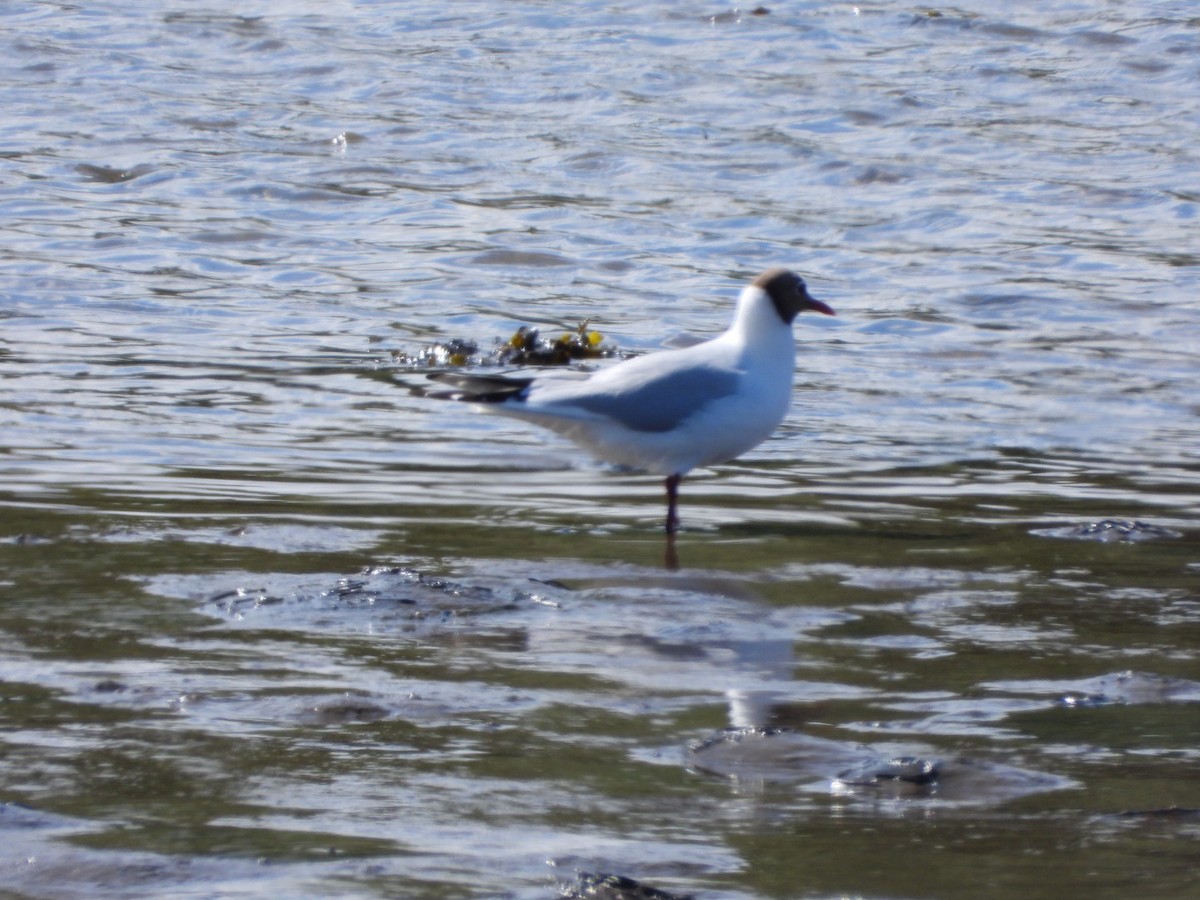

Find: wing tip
<box><xmin>423</xmin><ymin>371</ymin><xmax>534</xmax><ymax>404</ymax></box>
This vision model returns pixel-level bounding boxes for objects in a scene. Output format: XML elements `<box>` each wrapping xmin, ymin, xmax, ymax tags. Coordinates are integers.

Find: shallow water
<box><xmin>2</xmin><ymin>1</ymin><xmax>1199</xmax><ymax>898</ymax></box>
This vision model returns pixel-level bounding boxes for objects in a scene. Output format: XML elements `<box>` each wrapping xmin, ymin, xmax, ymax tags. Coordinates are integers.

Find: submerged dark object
<box><xmin>1052</xmin><ymin>671</ymin><xmax>1200</xmax><ymax>707</ymax></box>
<box><xmin>209</xmin><ymin>565</ymin><xmax>548</xmax><ymax>622</ymax></box>
<box><xmin>562</xmin><ymin>872</ymin><xmax>694</xmax><ymax>900</ymax></box>
<box><xmin>1031</xmin><ymin>519</ymin><xmax>1181</xmax><ymax>542</ymax></box>
<box><xmin>689</xmin><ymin>726</ymin><xmax>1074</xmax><ymax>805</ymax></box>
<box><xmin>1113</xmin><ymin>806</ymin><xmax>1200</xmax><ymax>820</ymax></box>
<box><xmin>835</xmin><ymin>755</ymin><xmax>943</xmax><ymax>788</ymax></box>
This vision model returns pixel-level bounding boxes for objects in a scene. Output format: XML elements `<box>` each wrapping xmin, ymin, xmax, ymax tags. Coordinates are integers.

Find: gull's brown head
<box><xmin>753</xmin><ymin>268</ymin><xmax>835</xmax><ymax>324</ymax></box>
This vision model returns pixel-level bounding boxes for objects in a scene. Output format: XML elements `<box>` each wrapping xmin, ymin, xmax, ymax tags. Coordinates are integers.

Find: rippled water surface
<box><xmin>2</xmin><ymin>1</ymin><xmax>1199</xmax><ymax>898</ymax></box>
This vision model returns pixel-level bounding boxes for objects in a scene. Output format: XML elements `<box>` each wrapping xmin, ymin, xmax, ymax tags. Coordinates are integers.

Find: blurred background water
<box><xmin>1</xmin><ymin>2</ymin><xmax>1198</xmax><ymax>898</ymax></box>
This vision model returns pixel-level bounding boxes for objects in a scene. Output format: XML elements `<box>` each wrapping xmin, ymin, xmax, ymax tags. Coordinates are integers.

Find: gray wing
<box><xmin>547</xmin><ymin>366</ymin><xmax>740</xmax><ymax>433</ymax></box>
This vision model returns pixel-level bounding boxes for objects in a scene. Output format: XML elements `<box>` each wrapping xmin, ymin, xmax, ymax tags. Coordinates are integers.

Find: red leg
<box><xmin>664</xmin><ymin>473</ymin><xmax>682</xmax><ymax>534</ymax></box>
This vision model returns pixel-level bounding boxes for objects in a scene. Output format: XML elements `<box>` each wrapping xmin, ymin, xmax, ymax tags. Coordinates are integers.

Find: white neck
<box><xmin>727</xmin><ymin>285</ymin><xmax>793</xmax><ymax>345</ymax></box>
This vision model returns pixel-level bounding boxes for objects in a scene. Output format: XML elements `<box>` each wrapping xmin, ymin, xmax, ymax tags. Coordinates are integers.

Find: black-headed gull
<box><xmin>428</xmin><ymin>268</ymin><xmax>835</xmax><ymax>533</ymax></box>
